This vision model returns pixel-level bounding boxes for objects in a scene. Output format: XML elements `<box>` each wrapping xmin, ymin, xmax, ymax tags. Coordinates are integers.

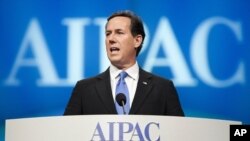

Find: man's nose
<box><xmin>107</xmin><ymin>34</ymin><xmax>116</xmax><ymax>44</ymax></box>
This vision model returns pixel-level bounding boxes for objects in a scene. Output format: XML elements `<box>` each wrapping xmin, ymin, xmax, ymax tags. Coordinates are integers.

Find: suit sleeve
<box><xmin>64</xmin><ymin>81</ymin><xmax>83</xmax><ymax>115</ymax></box>
<box><xmin>165</xmin><ymin>81</ymin><xmax>185</xmax><ymax>116</ymax></box>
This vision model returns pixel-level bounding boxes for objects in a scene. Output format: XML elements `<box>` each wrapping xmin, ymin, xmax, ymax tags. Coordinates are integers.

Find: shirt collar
<box><xmin>110</xmin><ymin>62</ymin><xmax>139</xmax><ymax>80</ymax></box>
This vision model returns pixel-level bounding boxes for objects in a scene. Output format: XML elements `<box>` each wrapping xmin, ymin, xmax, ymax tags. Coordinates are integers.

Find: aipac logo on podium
<box><xmin>90</xmin><ymin>122</ymin><xmax>160</xmax><ymax>141</ymax></box>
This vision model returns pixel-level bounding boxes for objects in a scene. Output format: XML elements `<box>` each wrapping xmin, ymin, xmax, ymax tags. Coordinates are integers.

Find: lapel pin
<box><xmin>143</xmin><ymin>81</ymin><xmax>147</xmax><ymax>85</ymax></box>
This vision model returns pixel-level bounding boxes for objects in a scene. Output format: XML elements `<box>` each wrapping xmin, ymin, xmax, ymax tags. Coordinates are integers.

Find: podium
<box><xmin>5</xmin><ymin>115</ymin><xmax>241</xmax><ymax>141</ymax></box>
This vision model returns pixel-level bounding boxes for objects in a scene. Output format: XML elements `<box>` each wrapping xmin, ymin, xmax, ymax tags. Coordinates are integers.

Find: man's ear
<box><xmin>134</xmin><ymin>35</ymin><xmax>143</xmax><ymax>49</ymax></box>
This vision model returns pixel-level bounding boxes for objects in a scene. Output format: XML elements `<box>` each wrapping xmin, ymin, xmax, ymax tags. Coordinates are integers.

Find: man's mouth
<box><xmin>110</xmin><ymin>47</ymin><xmax>120</xmax><ymax>52</ymax></box>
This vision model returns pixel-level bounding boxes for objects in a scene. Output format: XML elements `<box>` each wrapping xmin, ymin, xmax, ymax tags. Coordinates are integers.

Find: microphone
<box><xmin>115</xmin><ymin>93</ymin><xmax>127</xmax><ymax>115</ymax></box>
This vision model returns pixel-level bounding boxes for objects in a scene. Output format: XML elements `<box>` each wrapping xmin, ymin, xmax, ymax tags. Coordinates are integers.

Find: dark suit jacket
<box><xmin>64</xmin><ymin>68</ymin><xmax>184</xmax><ymax>116</ymax></box>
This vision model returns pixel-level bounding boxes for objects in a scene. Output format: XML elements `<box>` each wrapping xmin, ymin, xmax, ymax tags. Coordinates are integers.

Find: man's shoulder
<box><xmin>140</xmin><ymin>68</ymin><xmax>172</xmax><ymax>83</ymax></box>
<box><xmin>76</xmin><ymin>70</ymin><xmax>109</xmax><ymax>85</ymax></box>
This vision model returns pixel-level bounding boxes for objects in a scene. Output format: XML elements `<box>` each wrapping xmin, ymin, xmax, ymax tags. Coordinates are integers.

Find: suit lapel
<box><xmin>129</xmin><ymin>68</ymin><xmax>153</xmax><ymax>114</ymax></box>
<box><xmin>95</xmin><ymin>69</ymin><xmax>117</xmax><ymax>114</ymax></box>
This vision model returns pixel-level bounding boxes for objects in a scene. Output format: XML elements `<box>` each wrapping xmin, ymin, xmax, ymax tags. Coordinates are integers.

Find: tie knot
<box><xmin>119</xmin><ymin>71</ymin><xmax>128</xmax><ymax>80</ymax></box>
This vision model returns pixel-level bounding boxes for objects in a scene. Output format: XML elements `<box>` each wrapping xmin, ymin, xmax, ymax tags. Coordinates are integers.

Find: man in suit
<box><xmin>64</xmin><ymin>10</ymin><xmax>184</xmax><ymax>116</ymax></box>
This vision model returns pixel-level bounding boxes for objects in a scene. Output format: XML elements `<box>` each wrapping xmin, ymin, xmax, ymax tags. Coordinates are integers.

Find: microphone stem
<box><xmin>122</xmin><ymin>101</ymin><xmax>126</xmax><ymax>115</ymax></box>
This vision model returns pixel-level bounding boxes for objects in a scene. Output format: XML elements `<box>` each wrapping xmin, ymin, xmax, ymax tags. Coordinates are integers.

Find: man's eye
<box><xmin>106</xmin><ymin>32</ymin><xmax>110</xmax><ymax>36</ymax></box>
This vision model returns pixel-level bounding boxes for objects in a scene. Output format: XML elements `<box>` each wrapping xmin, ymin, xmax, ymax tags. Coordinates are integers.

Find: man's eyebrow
<box><xmin>106</xmin><ymin>28</ymin><xmax>123</xmax><ymax>32</ymax></box>
<box><xmin>114</xmin><ymin>28</ymin><xmax>124</xmax><ymax>32</ymax></box>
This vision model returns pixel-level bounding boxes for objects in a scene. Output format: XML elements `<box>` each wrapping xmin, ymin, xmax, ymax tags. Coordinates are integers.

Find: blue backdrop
<box><xmin>1</xmin><ymin>0</ymin><xmax>249</xmax><ymax>140</ymax></box>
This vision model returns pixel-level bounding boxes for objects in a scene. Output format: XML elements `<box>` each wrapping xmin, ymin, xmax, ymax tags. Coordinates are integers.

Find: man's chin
<box><xmin>109</xmin><ymin>56</ymin><xmax>121</xmax><ymax>63</ymax></box>
<box><xmin>110</xmin><ymin>60</ymin><xmax>121</xmax><ymax>66</ymax></box>
<box><xmin>110</xmin><ymin>60</ymin><xmax>124</xmax><ymax>69</ymax></box>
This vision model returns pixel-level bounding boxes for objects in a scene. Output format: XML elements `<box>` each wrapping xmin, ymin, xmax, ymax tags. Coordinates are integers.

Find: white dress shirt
<box><xmin>109</xmin><ymin>62</ymin><xmax>139</xmax><ymax>107</ymax></box>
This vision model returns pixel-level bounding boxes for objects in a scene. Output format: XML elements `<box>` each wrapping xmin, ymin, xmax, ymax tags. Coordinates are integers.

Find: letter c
<box><xmin>144</xmin><ymin>122</ymin><xmax>160</xmax><ymax>141</ymax></box>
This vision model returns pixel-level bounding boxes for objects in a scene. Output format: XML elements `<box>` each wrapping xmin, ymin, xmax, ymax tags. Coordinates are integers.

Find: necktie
<box><xmin>115</xmin><ymin>71</ymin><xmax>130</xmax><ymax>114</ymax></box>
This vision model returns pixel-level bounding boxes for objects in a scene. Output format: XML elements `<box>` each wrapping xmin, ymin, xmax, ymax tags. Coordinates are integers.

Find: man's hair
<box><xmin>106</xmin><ymin>10</ymin><xmax>146</xmax><ymax>56</ymax></box>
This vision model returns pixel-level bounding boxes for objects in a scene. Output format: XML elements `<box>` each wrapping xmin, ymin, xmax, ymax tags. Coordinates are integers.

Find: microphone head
<box><xmin>116</xmin><ymin>93</ymin><xmax>127</xmax><ymax>106</ymax></box>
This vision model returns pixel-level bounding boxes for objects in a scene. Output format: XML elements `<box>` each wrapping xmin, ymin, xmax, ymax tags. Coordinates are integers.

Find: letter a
<box><xmin>234</xmin><ymin>129</ymin><xmax>241</xmax><ymax>136</ymax></box>
<box><xmin>91</xmin><ymin>123</ymin><xmax>106</xmax><ymax>141</ymax></box>
<box><xmin>5</xmin><ymin>18</ymin><xmax>59</xmax><ymax>86</ymax></box>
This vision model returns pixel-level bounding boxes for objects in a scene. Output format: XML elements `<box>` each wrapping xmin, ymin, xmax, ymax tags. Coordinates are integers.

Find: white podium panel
<box><xmin>5</xmin><ymin>115</ymin><xmax>241</xmax><ymax>141</ymax></box>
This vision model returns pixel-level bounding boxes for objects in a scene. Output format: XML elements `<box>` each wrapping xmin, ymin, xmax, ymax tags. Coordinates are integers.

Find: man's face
<box><xmin>105</xmin><ymin>16</ymin><xmax>142</xmax><ymax>69</ymax></box>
